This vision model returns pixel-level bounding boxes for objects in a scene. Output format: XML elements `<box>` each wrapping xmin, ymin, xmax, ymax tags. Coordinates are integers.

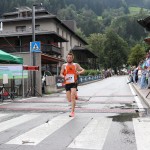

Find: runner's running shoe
<box><xmin>69</xmin><ymin>112</ymin><xmax>75</xmax><ymax>117</ymax></box>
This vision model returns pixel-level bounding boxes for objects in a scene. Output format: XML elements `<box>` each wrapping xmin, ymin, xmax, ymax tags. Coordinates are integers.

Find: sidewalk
<box><xmin>132</xmin><ymin>83</ymin><xmax>150</xmax><ymax>108</ymax></box>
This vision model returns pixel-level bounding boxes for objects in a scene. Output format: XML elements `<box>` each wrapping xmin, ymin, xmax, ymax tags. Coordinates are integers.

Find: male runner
<box><xmin>60</xmin><ymin>52</ymin><xmax>85</xmax><ymax>117</ymax></box>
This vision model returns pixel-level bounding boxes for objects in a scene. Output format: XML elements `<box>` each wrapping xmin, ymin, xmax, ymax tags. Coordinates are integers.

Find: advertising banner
<box><xmin>0</xmin><ymin>65</ymin><xmax>28</xmax><ymax>79</ymax></box>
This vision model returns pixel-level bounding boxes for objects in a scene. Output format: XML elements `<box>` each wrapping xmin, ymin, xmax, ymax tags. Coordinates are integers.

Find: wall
<box><xmin>14</xmin><ymin>52</ymin><xmax>42</xmax><ymax>96</ymax></box>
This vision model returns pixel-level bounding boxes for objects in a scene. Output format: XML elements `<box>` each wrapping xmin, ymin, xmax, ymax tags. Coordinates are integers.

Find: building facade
<box><xmin>0</xmin><ymin>6</ymin><xmax>97</xmax><ymax>96</ymax></box>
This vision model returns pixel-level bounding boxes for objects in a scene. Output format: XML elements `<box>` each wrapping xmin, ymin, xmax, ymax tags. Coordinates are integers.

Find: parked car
<box><xmin>42</xmin><ymin>71</ymin><xmax>52</xmax><ymax>93</ymax></box>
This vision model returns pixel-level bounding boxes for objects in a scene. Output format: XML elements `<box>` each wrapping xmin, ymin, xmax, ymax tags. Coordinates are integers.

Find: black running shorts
<box><xmin>65</xmin><ymin>83</ymin><xmax>77</xmax><ymax>91</ymax></box>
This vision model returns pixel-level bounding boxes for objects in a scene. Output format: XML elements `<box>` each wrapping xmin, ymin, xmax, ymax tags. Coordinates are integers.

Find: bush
<box><xmin>81</xmin><ymin>70</ymin><xmax>101</xmax><ymax>76</ymax></box>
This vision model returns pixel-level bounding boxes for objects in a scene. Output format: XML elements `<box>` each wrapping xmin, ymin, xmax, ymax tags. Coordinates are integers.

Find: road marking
<box><xmin>0</xmin><ymin>113</ymin><xmax>8</xmax><ymax>118</ymax></box>
<box><xmin>68</xmin><ymin>117</ymin><xmax>112</xmax><ymax>150</ymax></box>
<box><xmin>0</xmin><ymin>102</ymin><xmax>11</xmax><ymax>106</ymax></box>
<box><xmin>7</xmin><ymin>115</ymin><xmax>73</xmax><ymax>145</ymax></box>
<box><xmin>129</xmin><ymin>84</ymin><xmax>144</xmax><ymax>111</ymax></box>
<box><xmin>133</xmin><ymin>118</ymin><xmax>150</xmax><ymax>150</ymax></box>
<box><xmin>0</xmin><ymin>114</ymin><xmax>39</xmax><ymax>133</ymax></box>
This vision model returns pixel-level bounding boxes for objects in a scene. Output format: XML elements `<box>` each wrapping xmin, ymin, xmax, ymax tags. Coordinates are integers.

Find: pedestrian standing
<box><xmin>60</xmin><ymin>52</ymin><xmax>85</xmax><ymax>117</ymax></box>
<box><xmin>145</xmin><ymin>52</ymin><xmax>150</xmax><ymax>88</ymax></box>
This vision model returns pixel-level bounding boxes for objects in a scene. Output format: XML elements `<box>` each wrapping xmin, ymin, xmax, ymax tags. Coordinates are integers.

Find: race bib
<box><xmin>65</xmin><ymin>74</ymin><xmax>74</xmax><ymax>83</ymax></box>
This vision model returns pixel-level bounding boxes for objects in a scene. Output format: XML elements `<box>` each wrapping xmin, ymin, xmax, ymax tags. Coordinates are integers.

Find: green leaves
<box><xmin>128</xmin><ymin>44</ymin><xmax>146</xmax><ymax>66</ymax></box>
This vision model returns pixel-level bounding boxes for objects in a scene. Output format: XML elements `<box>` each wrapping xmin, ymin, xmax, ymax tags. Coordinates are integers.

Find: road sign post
<box><xmin>29</xmin><ymin>41</ymin><xmax>41</xmax><ymax>96</ymax></box>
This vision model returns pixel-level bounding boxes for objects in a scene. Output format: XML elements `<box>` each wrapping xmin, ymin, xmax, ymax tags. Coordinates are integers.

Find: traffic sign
<box><xmin>30</xmin><ymin>41</ymin><xmax>41</xmax><ymax>53</ymax></box>
<box><xmin>23</xmin><ymin>66</ymin><xmax>39</xmax><ymax>71</ymax></box>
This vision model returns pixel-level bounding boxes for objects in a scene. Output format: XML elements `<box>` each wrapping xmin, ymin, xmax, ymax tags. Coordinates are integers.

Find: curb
<box><xmin>131</xmin><ymin>84</ymin><xmax>150</xmax><ymax>108</ymax></box>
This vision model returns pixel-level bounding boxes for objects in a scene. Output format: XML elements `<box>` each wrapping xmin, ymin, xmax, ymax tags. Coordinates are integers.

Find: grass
<box><xmin>97</xmin><ymin>16</ymin><xmax>103</xmax><ymax>20</ymax></box>
<box><xmin>129</xmin><ymin>6</ymin><xmax>149</xmax><ymax>15</ymax></box>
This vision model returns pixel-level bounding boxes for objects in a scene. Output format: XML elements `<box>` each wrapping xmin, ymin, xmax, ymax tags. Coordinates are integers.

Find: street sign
<box><xmin>23</xmin><ymin>66</ymin><xmax>39</xmax><ymax>71</ymax></box>
<box><xmin>30</xmin><ymin>41</ymin><xmax>41</xmax><ymax>53</ymax></box>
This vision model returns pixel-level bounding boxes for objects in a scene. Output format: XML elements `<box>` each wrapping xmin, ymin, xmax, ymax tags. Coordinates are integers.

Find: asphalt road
<box><xmin>0</xmin><ymin>75</ymin><xmax>149</xmax><ymax>150</ymax></box>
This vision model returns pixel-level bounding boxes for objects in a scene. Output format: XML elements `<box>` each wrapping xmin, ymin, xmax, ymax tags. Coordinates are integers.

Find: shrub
<box><xmin>81</xmin><ymin>70</ymin><xmax>101</xmax><ymax>76</ymax></box>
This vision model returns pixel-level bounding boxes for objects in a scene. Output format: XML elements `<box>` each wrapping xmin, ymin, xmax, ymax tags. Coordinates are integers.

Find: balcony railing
<box><xmin>0</xmin><ymin>44</ymin><xmax>61</xmax><ymax>55</ymax></box>
<box><xmin>42</xmin><ymin>44</ymin><xmax>61</xmax><ymax>55</ymax></box>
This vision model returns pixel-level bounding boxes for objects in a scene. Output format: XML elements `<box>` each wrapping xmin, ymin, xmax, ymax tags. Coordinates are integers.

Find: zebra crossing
<box><xmin>0</xmin><ymin>112</ymin><xmax>149</xmax><ymax>150</ymax></box>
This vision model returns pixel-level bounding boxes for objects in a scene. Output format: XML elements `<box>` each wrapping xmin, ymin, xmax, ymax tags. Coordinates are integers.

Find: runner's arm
<box><xmin>76</xmin><ymin>64</ymin><xmax>85</xmax><ymax>75</ymax></box>
<box><xmin>60</xmin><ymin>64</ymin><xmax>65</xmax><ymax>78</ymax></box>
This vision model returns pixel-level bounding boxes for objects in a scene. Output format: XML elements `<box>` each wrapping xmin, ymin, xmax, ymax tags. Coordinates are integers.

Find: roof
<box><xmin>71</xmin><ymin>46</ymin><xmax>98</xmax><ymax>58</ymax></box>
<box><xmin>137</xmin><ymin>16</ymin><xmax>150</xmax><ymax>31</ymax></box>
<box><xmin>2</xmin><ymin>7</ymin><xmax>49</xmax><ymax>17</ymax></box>
<box><xmin>144</xmin><ymin>37</ymin><xmax>150</xmax><ymax>44</ymax></box>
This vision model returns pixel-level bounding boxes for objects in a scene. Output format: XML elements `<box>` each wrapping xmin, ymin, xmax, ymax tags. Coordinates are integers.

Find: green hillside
<box><xmin>129</xmin><ymin>6</ymin><xmax>149</xmax><ymax>15</ymax></box>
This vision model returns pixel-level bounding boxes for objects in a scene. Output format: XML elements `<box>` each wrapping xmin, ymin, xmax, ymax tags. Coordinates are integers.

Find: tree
<box><xmin>87</xmin><ymin>33</ymin><xmax>106</xmax><ymax>69</ymax></box>
<box><xmin>128</xmin><ymin>44</ymin><xmax>146</xmax><ymax>66</ymax></box>
<box><xmin>57</xmin><ymin>4</ymin><xmax>77</xmax><ymax>20</ymax></box>
<box><xmin>110</xmin><ymin>14</ymin><xmax>148</xmax><ymax>47</ymax></box>
<box><xmin>76</xmin><ymin>8</ymin><xmax>102</xmax><ymax>36</ymax></box>
<box><xmin>76</xmin><ymin>28</ymin><xmax>86</xmax><ymax>40</ymax></box>
<box><xmin>103</xmin><ymin>29</ymin><xmax>129</xmax><ymax>73</ymax></box>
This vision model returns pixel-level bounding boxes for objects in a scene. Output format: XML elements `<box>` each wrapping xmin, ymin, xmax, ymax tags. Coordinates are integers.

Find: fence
<box><xmin>55</xmin><ymin>74</ymin><xmax>101</xmax><ymax>89</ymax></box>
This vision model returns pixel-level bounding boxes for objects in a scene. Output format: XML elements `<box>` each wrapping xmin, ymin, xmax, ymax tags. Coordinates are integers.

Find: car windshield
<box><xmin>44</xmin><ymin>71</ymin><xmax>52</xmax><ymax>76</ymax></box>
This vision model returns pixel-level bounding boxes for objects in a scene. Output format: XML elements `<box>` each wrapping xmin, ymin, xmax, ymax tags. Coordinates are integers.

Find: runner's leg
<box><xmin>66</xmin><ymin>91</ymin><xmax>71</xmax><ymax>102</ymax></box>
<box><xmin>75</xmin><ymin>83</ymin><xmax>78</xmax><ymax>100</ymax></box>
<box><xmin>69</xmin><ymin>88</ymin><xmax>76</xmax><ymax>117</ymax></box>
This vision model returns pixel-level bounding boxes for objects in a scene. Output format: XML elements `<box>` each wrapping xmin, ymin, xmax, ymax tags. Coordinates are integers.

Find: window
<box><xmin>15</xmin><ymin>39</ymin><xmax>20</xmax><ymax>46</ymax></box>
<box><xmin>16</xmin><ymin>26</ymin><xmax>26</xmax><ymax>32</ymax></box>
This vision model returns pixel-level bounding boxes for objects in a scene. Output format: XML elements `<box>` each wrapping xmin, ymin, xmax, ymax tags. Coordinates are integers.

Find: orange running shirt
<box><xmin>63</xmin><ymin>63</ymin><xmax>77</xmax><ymax>84</ymax></box>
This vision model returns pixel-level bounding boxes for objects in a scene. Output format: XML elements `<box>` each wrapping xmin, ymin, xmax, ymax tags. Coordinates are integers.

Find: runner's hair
<box><xmin>67</xmin><ymin>52</ymin><xmax>74</xmax><ymax>59</ymax></box>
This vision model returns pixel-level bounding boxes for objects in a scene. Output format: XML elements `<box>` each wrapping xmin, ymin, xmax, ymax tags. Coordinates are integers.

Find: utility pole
<box><xmin>32</xmin><ymin>5</ymin><xmax>36</xmax><ymax>96</ymax></box>
<box><xmin>32</xmin><ymin>3</ymin><xmax>42</xmax><ymax>96</ymax></box>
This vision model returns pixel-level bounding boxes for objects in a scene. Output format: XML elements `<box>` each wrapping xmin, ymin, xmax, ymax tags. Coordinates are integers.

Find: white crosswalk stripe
<box><xmin>0</xmin><ymin>114</ymin><xmax>40</xmax><ymax>133</ymax></box>
<box><xmin>0</xmin><ymin>113</ymin><xmax>8</xmax><ymax>118</ymax></box>
<box><xmin>68</xmin><ymin>117</ymin><xmax>112</xmax><ymax>150</ymax></box>
<box><xmin>133</xmin><ymin>118</ymin><xmax>150</xmax><ymax>150</ymax></box>
<box><xmin>0</xmin><ymin>112</ymin><xmax>149</xmax><ymax>150</ymax></box>
<box><xmin>7</xmin><ymin>114</ymin><xmax>73</xmax><ymax>145</ymax></box>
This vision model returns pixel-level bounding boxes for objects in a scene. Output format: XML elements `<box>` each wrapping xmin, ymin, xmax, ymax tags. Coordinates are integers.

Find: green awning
<box><xmin>0</xmin><ymin>50</ymin><xmax>23</xmax><ymax>64</ymax></box>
